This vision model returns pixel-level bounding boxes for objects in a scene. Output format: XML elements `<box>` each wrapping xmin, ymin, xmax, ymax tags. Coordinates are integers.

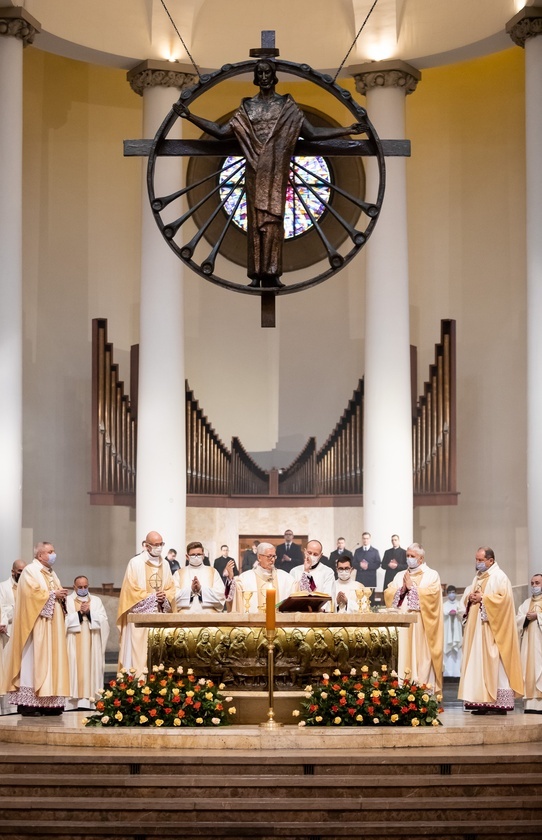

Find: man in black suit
<box><xmin>275</xmin><ymin>529</ymin><xmax>304</xmax><ymax>572</ymax></box>
<box><xmin>213</xmin><ymin>545</ymin><xmax>239</xmax><ymax>579</ymax></box>
<box><xmin>381</xmin><ymin>534</ymin><xmax>408</xmax><ymax>590</ymax></box>
<box><xmin>353</xmin><ymin>531</ymin><xmax>381</xmax><ymax>588</ymax></box>
<box><xmin>329</xmin><ymin>537</ymin><xmax>354</xmax><ymax>574</ymax></box>
<box><xmin>241</xmin><ymin>540</ymin><xmax>260</xmax><ymax>572</ymax></box>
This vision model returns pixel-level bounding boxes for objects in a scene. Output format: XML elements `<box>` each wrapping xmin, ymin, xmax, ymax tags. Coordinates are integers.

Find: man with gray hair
<box><xmin>384</xmin><ymin>542</ymin><xmax>444</xmax><ymax>692</ymax></box>
<box><xmin>230</xmin><ymin>542</ymin><xmax>294</xmax><ymax>612</ymax></box>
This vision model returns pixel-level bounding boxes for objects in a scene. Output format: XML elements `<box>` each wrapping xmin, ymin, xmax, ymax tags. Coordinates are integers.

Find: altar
<box><xmin>130</xmin><ymin>612</ymin><xmax>417</xmax><ymax>692</ymax></box>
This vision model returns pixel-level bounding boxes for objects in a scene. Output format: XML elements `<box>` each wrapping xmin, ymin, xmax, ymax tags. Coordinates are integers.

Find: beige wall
<box><xmin>17</xmin><ymin>46</ymin><xmax>529</xmax><ymax>591</ymax></box>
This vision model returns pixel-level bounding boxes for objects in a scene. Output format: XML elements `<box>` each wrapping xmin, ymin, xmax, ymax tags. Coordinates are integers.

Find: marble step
<box><xmin>0</xmin><ymin>819</ymin><xmax>541</xmax><ymax>840</ymax></box>
<box><xmin>0</xmin><ymin>795</ymin><xmax>537</xmax><ymax>823</ymax></box>
<box><xmin>1</xmin><ymin>772</ymin><xmax>540</xmax><ymax>799</ymax></box>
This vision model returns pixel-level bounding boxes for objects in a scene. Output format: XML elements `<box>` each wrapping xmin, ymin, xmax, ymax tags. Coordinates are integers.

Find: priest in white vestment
<box><xmin>174</xmin><ymin>541</ymin><xmax>229</xmax><ymax>612</ymax></box>
<box><xmin>230</xmin><ymin>543</ymin><xmax>294</xmax><ymax>613</ymax></box>
<box><xmin>443</xmin><ymin>585</ymin><xmax>464</xmax><ymax>677</ymax></box>
<box><xmin>459</xmin><ymin>547</ymin><xmax>523</xmax><ymax>714</ymax></box>
<box><xmin>384</xmin><ymin>543</ymin><xmax>444</xmax><ymax>692</ymax></box>
<box><xmin>4</xmin><ymin>543</ymin><xmax>70</xmax><ymax>715</ymax></box>
<box><xmin>0</xmin><ymin>559</ymin><xmax>26</xmax><ymax>714</ymax></box>
<box><xmin>289</xmin><ymin>540</ymin><xmax>336</xmax><ymax>611</ymax></box>
<box><xmin>335</xmin><ymin>556</ymin><xmax>364</xmax><ymax>613</ymax></box>
<box><xmin>516</xmin><ymin>572</ymin><xmax>542</xmax><ymax>714</ymax></box>
<box><xmin>65</xmin><ymin>575</ymin><xmax>110</xmax><ymax>709</ymax></box>
<box><xmin>117</xmin><ymin>532</ymin><xmax>176</xmax><ymax>677</ymax></box>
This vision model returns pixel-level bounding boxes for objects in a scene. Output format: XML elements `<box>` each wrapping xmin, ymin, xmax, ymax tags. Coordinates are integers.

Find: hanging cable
<box><xmin>159</xmin><ymin>0</ymin><xmax>202</xmax><ymax>80</ymax></box>
<box><xmin>333</xmin><ymin>0</ymin><xmax>381</xmax><ymax>83</ymax></box>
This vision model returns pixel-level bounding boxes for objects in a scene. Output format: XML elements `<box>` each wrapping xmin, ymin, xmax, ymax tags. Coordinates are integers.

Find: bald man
<box><xmin>117</xmin><ymin>531</ymin><xmax>177</xmax><ymax>677</ymax></box>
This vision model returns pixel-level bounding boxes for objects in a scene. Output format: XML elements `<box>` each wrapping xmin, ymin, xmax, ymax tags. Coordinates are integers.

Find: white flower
<box><xmin>372</xmin><ymin>671</ymin><xmax>379</xmax><ymax>678</ymax></box>
<box><xmin>372</xmin><ymin>718</ymin><xmax>379</xmax><ymax>724</ymax></box>
<box><xmin>211</xmin><ymin>717</ymin><xmax>221</xmax><ymax>725</ymax></box>
<box><xmin>322</xmin><ymin>673</ymin><xmax>329</xmax><ymax>681</ymax></box>
<box><xmin>158</xmin><ymin>664</ymin><xmax>165</xmax><ymax>671</ymax></box>
<box><xmin>321</xmin><ymin>692</ymin><xmax>328</xmax><ymax>700</ymax></box>
<box><xmin>142</xmin><ymin>668</ymin><xmax>148</xmax><ymax>675</ymax></box>
<box><xmin>198</xmin><ymin>678</ymin><xmax>206</xmax><ymax>685</ymax></box>
<box><xmin>152</xmin><ymin>665</ymin><xmax>159</xmax><ymax>673</ymax></box>
<box><xmin>350</xmin><ymin>668</ymin><xmax>357</xmax><ymax>676</ymax></box>
<box><xmin>219</xmin><ymin>683</ymin><xmax>225</xmax><ymax>690</ymax></box>
<box><xmin>225</xmin><ymin>697</ymin><xmax>233</xmax><ymax>702</ymax></box>
<box><xmin>187</xmin><ymin>668</ymin><xmax>194</xmax><ymax>675</ymax></box>
<box><xmin>101</xmin><ymin>715</ymin><xmax>110</xmax><ymax>724</ymax></box>
<box><xmin>116</xmin><ymin>672</ymin><xmax>124</xmax><ymax>680</ymax></box>
<box><xmin>177</xmin><ymin>666</ymin><xmax>184</xmax><ymax>674</ymax></box>
<box><xmin>391</xmin><ymin>670</ymin><xmax>398</xmax><ymax>678</ymax></box>
<box><xmin>304</xmin><ymin>685</ymin><xmax>313</xmax><ymax>692</ymax></box>
<box><xmin>298</xmin><ymin>720</ymin><xmax>306</xmax><ymax>727</ymax></box>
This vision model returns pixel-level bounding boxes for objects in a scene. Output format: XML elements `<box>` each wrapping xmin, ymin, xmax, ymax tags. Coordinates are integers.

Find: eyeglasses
<box><xmin>261</xmin><ymin>554</ymin><xmax>276</xmax><ymax>560</ymax></box>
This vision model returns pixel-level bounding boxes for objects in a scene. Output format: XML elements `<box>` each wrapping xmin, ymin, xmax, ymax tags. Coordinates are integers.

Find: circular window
<box><xmin>219</xmin><ymin>154</ymin><xmax>332</xmax><ymax>240</ymax></box>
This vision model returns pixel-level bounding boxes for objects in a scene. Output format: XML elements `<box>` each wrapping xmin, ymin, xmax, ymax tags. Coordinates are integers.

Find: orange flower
<box><xmin>177</xmin><ymin>709</ymin><xmax>185</xmax><ymax>718</ymax></box>
<box><xmin>113</xmin><ymin>699</ymin><xmax>121</xmax><ymax>707</ymax></box>
<box><xmin>149</xmin><ymin>709</ymin><xmax>157</xmax><ymax>717</ymax></box>
<box><xmin>96</xmin><ymin>701</ymin><xmax>104</xmax><ymax>711</ymax></box>
<box><xmin>159</xmin><ymin>679</ymin><xmax>167</xmax><ymax>687</ymax></box>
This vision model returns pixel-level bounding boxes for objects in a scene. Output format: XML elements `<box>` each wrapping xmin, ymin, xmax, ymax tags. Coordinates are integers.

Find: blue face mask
<box><xmin>47</xmin><ymin>552</ymin><xmax>57</xmax><ymax>565</ymax></box>
<box><xmin>531</xmin><ymin>586</ymin><xmax>542</xmax><ymax>597</ymax></box>
<box><xmin>76</xmin><ymin>587</ymin><xmax>89</xmax><ymax>597</ymax></box>
<box><xmin>476</xmin><ymin>561</ymin><xmax>487</xmax><ymax>573</ymax></box>
<box><xmin>447</xmin><ymin>592</ymin><xmax>456</xmax><ymax>601</ymax></box>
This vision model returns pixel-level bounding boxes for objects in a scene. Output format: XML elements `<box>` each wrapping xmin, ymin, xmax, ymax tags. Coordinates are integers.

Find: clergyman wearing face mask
<box><xmin>516</xmin><ymin>572</ymin><xmax>542</xmax><ymax>714</ymax></box>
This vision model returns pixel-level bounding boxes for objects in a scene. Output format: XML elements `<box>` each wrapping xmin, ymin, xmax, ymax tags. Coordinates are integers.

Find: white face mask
<box><xmin>337</xmin><ymin>569</ymin><xmax>351</xmax><ymax>581</ymax></box>
<box><xmin>406</xmin><ymin>557</ymin><xmax>419</xmax><ymax>569</ymax></box>
<box><xmin>188</xmin><ymin>554</ymin><xmax>204</xmax><ymax>567</ymax></box>
<box><xmin>531</xmin><ymin>586</ymin><xmax>542</xmax><ymax>596</ymax></box>
<box><xmin>306</xmin><ymin>554</ymin><xmax>320</xmax><ymax>568</ymax></box>
<box><xmin>148</xmin><ymin>546</ymin><xmax>162</xmax><ymax>558</ymax></box>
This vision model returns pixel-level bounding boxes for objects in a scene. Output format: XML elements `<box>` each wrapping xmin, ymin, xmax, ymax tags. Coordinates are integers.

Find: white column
<box><xmin>507</xmin><ymin>9</ymin><xmax>542</xmax><ymax>580</ymax></box>
<box><xmin>0</xmin><ymin>10</ymin><xmax>40</xmax><ymax>562</ymax></box>
<box><xmin>128</xmin><ymin>62</ymin><xmax>196</xmax><ymax>554</ymax></box>
<box><xmin>351</xmin><ymin>62</ymin><xmax>420</xmax><ymax>551</ymax></box>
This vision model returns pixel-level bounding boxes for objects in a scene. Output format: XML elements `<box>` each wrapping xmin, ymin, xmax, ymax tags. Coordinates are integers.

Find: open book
<box><xmin>277</xmin><ymin>591</ymin><xmax>332</xmax><ymax>613</ymax></box>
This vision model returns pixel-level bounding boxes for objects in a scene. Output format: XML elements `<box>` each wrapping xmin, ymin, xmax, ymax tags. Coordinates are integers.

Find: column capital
<box><xmin>0</xmin><ymin>6</ymin><xmax>40</xmax><ymax>46</ymax></box>
<box><xmin>506</xmin><ymin>5</ymin><xmax>542</xmax><ymax>48</ymax></box>
<box><xmin>348</xmin><ymin>60</ymin><xmax>421</xmax><ymax>97</ymax></box>
<box><xmin>127</xmin><ymin>59</ymin><xmax>198</xmax><ymax>97</ymax></box>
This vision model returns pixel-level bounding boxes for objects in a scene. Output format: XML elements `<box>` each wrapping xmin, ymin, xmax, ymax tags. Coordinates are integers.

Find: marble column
<box><xmin>0</xmin><ymin>8</ymin><xmax>40</xmax><ymax>561</ymax></box>
<box><xmin>127</xmin><ymin>61</ymin><xmax>197</xmax><ymax>554</ymax></box>
<box><xmin>507</xmin><ymin>8</ymin><xmax>542</xmax><ymax>579</ymax></box>
<box><xmin>349</xmin><ymin>61</ymin><xmax>421</xmax><ymax>552</ymax></box>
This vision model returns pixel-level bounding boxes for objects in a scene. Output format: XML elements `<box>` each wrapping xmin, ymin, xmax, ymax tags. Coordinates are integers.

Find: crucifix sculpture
<box><xmin>125</xmin><ymin>32</ymin><xmax>410</xmax><ymax>326</ymax></box>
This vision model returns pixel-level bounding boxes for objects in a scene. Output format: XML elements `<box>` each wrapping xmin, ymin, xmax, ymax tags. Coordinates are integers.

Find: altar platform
<box><xmin>0</xmin><ymin>705</ymin><xmax>541</xmax><ymax>751</ymax></box>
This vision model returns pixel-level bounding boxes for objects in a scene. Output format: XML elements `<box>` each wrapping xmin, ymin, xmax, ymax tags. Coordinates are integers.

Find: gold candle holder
<box><xmin>260</xmin><ymin>627</ymin><xmax>282</xmax><ymax>729</ymax></box>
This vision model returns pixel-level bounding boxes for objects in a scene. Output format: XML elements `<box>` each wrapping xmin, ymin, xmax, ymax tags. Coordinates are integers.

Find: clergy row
<box><xmin>0</xmin><ymin>548</ymin><xmax>109</xmax><ymax>716</ymax></box>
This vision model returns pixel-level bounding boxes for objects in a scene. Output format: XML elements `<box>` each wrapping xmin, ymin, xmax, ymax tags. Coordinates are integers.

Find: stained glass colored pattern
<box><xmin>219</xmin><ymin>155</ymin><xmax>331</xmax><ymax>239</ymax></box>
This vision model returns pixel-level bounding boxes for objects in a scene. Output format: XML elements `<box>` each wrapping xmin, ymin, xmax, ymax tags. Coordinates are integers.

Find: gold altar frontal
<box><xmin>130</xmin><ymin>612</ymin><xmax>417</xmax><ymax>722</ymax></box>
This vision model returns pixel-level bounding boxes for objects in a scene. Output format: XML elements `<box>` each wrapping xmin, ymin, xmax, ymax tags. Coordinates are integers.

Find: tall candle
<box><xmin>266</xmin><ymin>584</ymin><xmax>276</xmax><ymax>631</ymax></box>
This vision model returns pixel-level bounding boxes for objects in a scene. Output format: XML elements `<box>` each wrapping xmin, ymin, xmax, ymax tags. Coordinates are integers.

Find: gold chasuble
<box><xmin>5</xmin><ymin>559</ymin><xmax>70</xmax><ymax>704</ymax></box>
<box><xmin>459</xmin><ymin>563</ymin><xmax>523</xmax><ymax>709</ymax></box>
<box><xmin>117</xmin><ymin>553</ymin><xmax>177</xmax><ymax>677</ymax></box>
<box><xmin>384</xmin><ymin>564</ymin><xmax>443</xmax><ymax>692</ymax></box>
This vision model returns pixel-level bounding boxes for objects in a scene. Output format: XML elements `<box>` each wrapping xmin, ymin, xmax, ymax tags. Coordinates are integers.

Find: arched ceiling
<box><xmin>19</xmin><ymin>0</ymin><xmax>531</xmax><ymax>73</ymax></box>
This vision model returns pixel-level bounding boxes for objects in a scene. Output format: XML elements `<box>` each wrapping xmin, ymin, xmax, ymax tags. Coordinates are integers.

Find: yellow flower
<box><xmin>292</xmin><ymin>710</ymin><xmax>300</xmax><ymax>717</ymax></box>
<box><xmin>104</xmin><ymin>690</ymin><xmax>113</xmax><ymax>699</ymax></box>
<box><xmin>141</xmin><ymin>687</ymin><xmax>151</xmax><ymax>696</ymax></box>
<box><xmin>172</xmin><ymin>688</ymin><xmax>180</xmax><ymax>696</ymax></box>
<box><xmin>355</xmin><ymin>715</ymin><xmax>363</xmax><ymax>722</ymax></box>
<box><xmin>196</xmin><ymin>717</ymin><xmax>203</xmax><ymax>724</ymax></box>
<box><xmin>333</xmin><ymin>716</ymin><xmax>342</xmax><ymax>725</ymax></box>
<box><xmin>408</xmin><ymin>694</ymin><xmax>415</xmax><ymax>702</ymax></box>
<box><xmin>315</xmin><ymin>716</ymin><xmax>322</xmax><ymax>722</ymax></box>
<box><xmin>304</xmin><ymin>685</ymin><xmax>313</xmax><ymax>692</ymax></box>
<box><xmin>228</xmin><ymin>707</ymin><xmax>236</xmax><ymax>715</ymax></box>
<box><xmin>219</xmin><ymin>683</ymin><xmax>225</xmax><ymax>690</ymax></box>
<box><xmin>421</xmin><ymin>693</ymin><xmax>429</xmax><ymax>702</ymax></box>
<box><xmin>332</xmin><ymin>669</ymin><xmax>341</xmax><ymax>676</ymax></box>
<box><xmin>371</xmin><ymin>690</ymin><xmax>381</xmax><ymax>698</ymax></box>
<box><xmin>388</xmin><ymin>689</ymin><xmax>396</xmax><ymax>697</ymax></box>
<box><xmin>373</xmin><ymin>718</ymin><xmax>380</xmax><ymax>724</ymax></box>
<box><xmin>125</xmin><ymin>689</ymin><xmax>135</xmax><ymax>696</ymax></box>
<box><xmin>436</xmin><ymin>694</ymin><xmax>443</xmax><ymax>702</ymax></box>
<box><xmin>186</xmin><ymin>690</ymin><xmax>194</xmax><ymax>698</ymax></box>
<box><xmin>81</xmin><ymin>717</ymin><xmax>89</xmax><ymax>725</ymax></box>
<box><xmin>173</xmin><ymin>718</ymin><xmax>181</xmax><ymax>726</ymax></box>
<box><xmin>381</xmin><ymin>664</ymin><xmax>388</xmax><ymax>672</ymax></box>
<box><xmin>391</xmin><ymin>714</ymin><xmax>399</xmax><ymax>723</ymax></box>
<box><xmin>432</xmin><ymin>718</ymin><xmax>440</xmax><ymax>726</ymax></box>
<box><xmin>411</xmin><ymin>718</ymin><xmax>420</xmax><ymax>727</ymax></box>
<box><xmin>361</xmin><ymin>665</ymin><xmax>369</xmax><ymax>673</ymax></box>
<box><xmin>357</xmin><ymin>692</ymin><xmax>365</xmax><ymax>700</ymax></box>
<box><xmin>205</xmin><ymin>692</ymin><xmax>214</xmax><ymax>700</ymax></box>
<box><xmin>339</xmin><ymin>689</ymin><xmax>347</xmax><ymax>696</ymax></box>
<box><xmin>114</xmin><ymin>711</ymin><xmax>123</xmax><ymax>721</ymax></box>
<box><xmin>159</xmin><ymin>688</ymin><xmax>167</xmax><ymax>696</ymax></box>
<box><xmin>155</xmin><ymin>719</ymin><xmax>164</xmax><ymax>726</ymax></box>
<box><xmin>139</xmin><ymin>715</ymin><xmax>148</xmax><ymax>724</ymax></box>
